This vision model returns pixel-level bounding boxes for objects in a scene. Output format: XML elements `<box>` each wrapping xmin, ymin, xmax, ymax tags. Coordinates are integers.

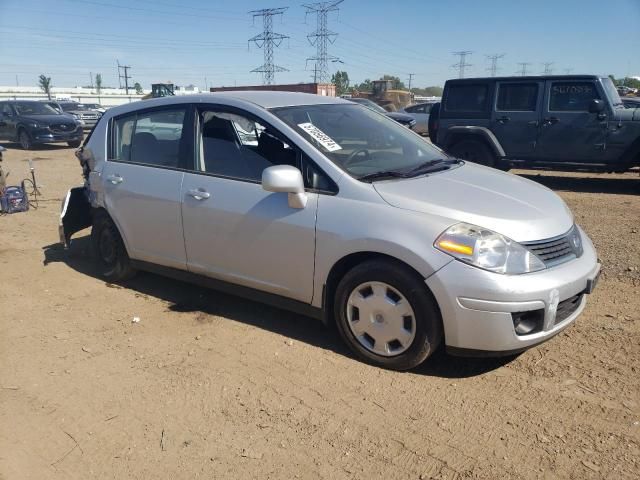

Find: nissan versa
<box><xmin>59</xmin><ymin>92</ymin><xmax>600</xmax><ymax>370</ymax></box>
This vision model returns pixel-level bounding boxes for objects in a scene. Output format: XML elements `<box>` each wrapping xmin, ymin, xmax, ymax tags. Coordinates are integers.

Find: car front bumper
<box><xmin>426</xmin><ymin>226</ymin><xmax>600</xmax><ymax>355</ymax></box>
<box><xmin>32</xmin><ymin>129</ymin><xmax>84</xmax><ymax>144</ymax></box>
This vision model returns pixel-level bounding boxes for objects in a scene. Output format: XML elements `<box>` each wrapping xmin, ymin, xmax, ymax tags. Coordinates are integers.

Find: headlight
<box><xmin>435</xmin><ymin>222</ymin><xmax>546</xmax><ymax>274</ymax></box>
<box><xmin>27</xmin><ymin>122</ymin><xmax>42</xmax><ymax>128</ymax></box>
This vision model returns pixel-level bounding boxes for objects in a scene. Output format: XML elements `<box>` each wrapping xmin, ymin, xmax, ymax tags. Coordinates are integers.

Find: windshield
<box><xmin>350</xmin><ymin>98</ymin><xmax>387</xmax><ymax>114</ymax></box>
<box><xmin>60</xmin><ymin>103</ymin><xmax>88</xmax><ymax>112</ymax></box>
<box><xmin>601</xmin><ymin>77</ymin><xmax>623</xmax><ymax>106</ymax></box>
<box><xmin>272</xmin><ymin>104</ymin><xmax>446</xmax><ymax>178</ymax></box>
<box><xmin>13</xmin><ymin>102</ymin><xmax>60</xmax><ymax>116</ymax></box>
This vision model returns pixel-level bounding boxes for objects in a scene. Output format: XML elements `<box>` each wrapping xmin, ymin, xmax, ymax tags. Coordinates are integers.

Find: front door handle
<box><xmin>543</xmin><ymin>117</ymin><xmax>560</xmax><ymax>126</ymax></box>
<box><xmin>497</xmin><ymin>116</ymin><xmax>510</xmax><ymax>124</ymax></box>
<box><xmin>106</xmin><ymin>174</ymin><xmax>123</xmax><ymax>185</ymax></box>
<box><xmin>188</xmin><ymin>188</ymin><xmax>210</xmax><ymax>201</ymax></box>
<box><xmin>527</xmin><ymin>120</ymin><xmax>539</xmax><ymax>127</ymax></box>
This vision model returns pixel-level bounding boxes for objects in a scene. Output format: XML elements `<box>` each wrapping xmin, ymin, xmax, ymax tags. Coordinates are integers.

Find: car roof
<box><xmin>445</xmin><ymin>74</ymin><xmax>601</xmax><ymax>83</ymax></box>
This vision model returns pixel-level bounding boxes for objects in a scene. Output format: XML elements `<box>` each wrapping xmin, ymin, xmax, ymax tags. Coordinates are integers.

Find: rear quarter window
<box><xmin>444</xmin><ymin>84</ymin><xmax>490</xmax><ymax>117</ymax></box>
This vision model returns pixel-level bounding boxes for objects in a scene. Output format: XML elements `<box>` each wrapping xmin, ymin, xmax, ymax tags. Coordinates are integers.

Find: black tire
<box><xmin>448</xmin><ymin>139</ymin><xmax>496</xmax><ymax>168</ymax></box>
<box><xmin>18</xmin><ymin>129</ymin><xmax>33</xmax><ymax>150</ymax></box>
<box><xmin>334</xmin><ymin>259</ymin><xmax>443</xmax><ymax>370</ymax></box>
<box><xmin>427</xmin><ymin>102</ymin><xmax>440</xmax><ymax>144</ymax></box>
<box><xmin>67</xmin><ymin>140</ymin><xmax>82</xmax><ymax>148</ymax></box>
<box><xmin>91</xmin><ymin>211</ymin><xmax>136</xmax><ymax>282</ymax></box>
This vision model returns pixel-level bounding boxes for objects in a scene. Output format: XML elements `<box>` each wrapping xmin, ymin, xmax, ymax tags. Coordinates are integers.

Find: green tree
<box><xmin>331</xmin><ymin>70</ymin><xmax>350</xmax><ymax>96</ymax></box>
<box><xmin>411</xmin><ymin>86</ymin><xmax>443</xmax><ymax>97</ymax></box>
<box><xmin>134</xmin><ymin>82</ymin><xmax>143</xmax><ymax>94</ymax></box>
<box><xmin>354</xmin><ymin>78</ymin><xmax>372</xmax><ymax>92</ymax></box>
<box><xmin>381</xmin><ymin>74</ymin><xmax>405</xmax><ymax>90</ymax></box>
<box><xmin>38</xmin><ymin>74</ymin><xmax>52</xmax><ymax>100</ymax></box>
<box><xmin>95</xmin><ymin>73</ymin><xmax>103</xmax><ymax>94</ymax></box>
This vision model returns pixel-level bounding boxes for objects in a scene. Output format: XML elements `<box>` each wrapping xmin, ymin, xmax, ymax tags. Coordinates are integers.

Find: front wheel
<box><xmin>19</xmin><ymin>130</ymin><xmax>33</xmax><ymax>150</ymax></box>
<box><xmin>334</xmin><ymin>259</ymin><xmax>443</xmax><ymax>370</ymax></box>
<box><xmin>91</xmin><ymin>211</ymin><xmax>136</xmax><ymax>282</ymax></box>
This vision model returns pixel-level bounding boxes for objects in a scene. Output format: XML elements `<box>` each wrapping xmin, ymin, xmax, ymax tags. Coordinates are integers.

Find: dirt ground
<box><xmin>0</xmin><ymin>142</ymin><xmax>639</xmax><ymax>480</ymax></box>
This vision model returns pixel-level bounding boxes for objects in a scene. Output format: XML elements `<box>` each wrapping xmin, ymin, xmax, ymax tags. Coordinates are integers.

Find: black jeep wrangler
<box><xmin>429</xmin><ymin>75</ymin><xmax>640</xmax><ymax>172</ymax></box>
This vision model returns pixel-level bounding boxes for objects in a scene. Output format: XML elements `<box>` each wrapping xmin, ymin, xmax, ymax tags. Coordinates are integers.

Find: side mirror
<box><xmin>588</xmin><ymin>99</ymin><xmax>605</xmax><ymax>114</ymax></box>
<box><xmin>262</xmin><ymin>165</ymin><xmax>307</xmax><ymax>209</ymax></box>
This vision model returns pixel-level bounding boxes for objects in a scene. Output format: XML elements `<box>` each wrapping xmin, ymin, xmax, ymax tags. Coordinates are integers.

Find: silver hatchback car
<box><xmin>60</xmin><ymin>92</ymin><xmax>600</xmax><ymax>370</ymax></box>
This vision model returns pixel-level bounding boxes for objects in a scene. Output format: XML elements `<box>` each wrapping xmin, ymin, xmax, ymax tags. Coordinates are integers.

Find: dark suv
<box><xmin>430</xmin><ymin>75</ymin><xmax>640</xmax><ymax>172</ymax></box>
<box><xmin>0</xmin><ymin>100</ymin><xmax>84</xmax><ymax>149</ymax></box>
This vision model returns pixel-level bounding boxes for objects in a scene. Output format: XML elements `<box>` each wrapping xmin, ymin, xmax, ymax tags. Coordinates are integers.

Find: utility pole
<box><xmin>516</xmin><ymin>62</ymin><xmax>531</xmax><ymax>76</ymax></box>
<box><xmin>90</xmin><ymin>72</ymin><xmax>94</xmax><ymax>89</ymax></box>
<box><xmin>310</xmin><ymin>63</ymin><xmax>319</xmax><ymax>83</ymax></box>
<box><xmin>542</xmin><ymin>62</ymin><xmax>554</xmax><ymax>75</ymax></box>
<box><xmin>452</xmin><ymin>51</ymin><xmax>473</xmax><ymax>79</ymax></box>
<box><xmin>303</xmin><ymin>0</ymin><xmax>343</xmax><ymax>84</ymax></box>
<box><xmin>486</xmin><ymin>53</ymin><xmax>505</xmax><ymax>77</ymax></box>
<box><xmin>15</xmin><ymin>75</ymin><xmax>19</xmax><ymax>86</ymax></box>
<box><xmin>248</xmin><ymin>7</ymin><xmax>289</xmax><ymax>85</ymax></box>
<box><xmin>407</xmin><ymin>73</ymin><xmax>415</xmax><ymax>91</ymax></box>
<box><xmin>118</xmin><ymin>63</ymin><xmax>132</xmax><ymax>94</ymax></box>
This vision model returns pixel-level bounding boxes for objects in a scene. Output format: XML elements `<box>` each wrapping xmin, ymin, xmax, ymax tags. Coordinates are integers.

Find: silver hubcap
<box><xmin>346</xmin><ymin>281</ymin><xmax>416</xmax><ymax>357</ymax></box>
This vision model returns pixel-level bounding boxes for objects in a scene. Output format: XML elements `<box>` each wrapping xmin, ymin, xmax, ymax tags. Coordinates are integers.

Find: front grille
<box><xmin>50</xmin><ymin>123</ymin><xmax>75</xmax><ymax>133</ymax></box>
<box><xmin>523</xmin><ymin>226</ymin><xmax>582</xmax><ymax>268</ymax></box>
<box><xmin>554</xmin><ymin>293</ymin><xmax>583</xmax><ymax>325</ymax></box>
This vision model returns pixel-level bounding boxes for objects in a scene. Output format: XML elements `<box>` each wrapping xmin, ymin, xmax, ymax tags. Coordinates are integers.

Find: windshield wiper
<box><xmin>358</xmin><ymin>170</ymin><xmax>413</xmax><ymax>182</ymax></box>
<box><xmin>404</xmin><ymin>158</ymin><xmax>458</xmax><ymax>177</ymax></box>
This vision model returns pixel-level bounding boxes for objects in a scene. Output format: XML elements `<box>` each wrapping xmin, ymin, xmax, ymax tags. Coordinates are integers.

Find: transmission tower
<box><xmin>564</xmin><ymin>68</ymin><xmax>573</xmax><ymax>74</ymax></box>
<box><xmin>248</xmin><ymin>8</ymin><xmax>289</xmax><ymax>85</ymax></box>
<box><xmin>303</xmin><ymin>0</ymin><xmax>343</xmax><ymax>83</ymax></box>
<box><xmin>486</xmin><ymin>53</ymin><xmax>505</xmax><ymax>77</ymax></box>
<box><xmin>517</xmin><ymin>62</ymin><xmax>531</xmax><ymax>76</ymax></box>
<box><xmin>407</xmin><ymin>73</ymin><xmax>415</xmax><ymax>91</ymax></box>
<box><xmin>452</xmin><ymin>51</ymin><xmax>472</xmax><ymax>79</ymax></box>
<box><xmin>542</xmin><ymin>62</ymin><xmax>554</xmax><ymax>75</ymax></box>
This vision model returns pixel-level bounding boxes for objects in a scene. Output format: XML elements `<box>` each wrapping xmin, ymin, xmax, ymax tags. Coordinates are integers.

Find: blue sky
<box><xmin>0</xmin><ymin>0</ymin><xmax>639</xmax><ymax>89</ymax></box>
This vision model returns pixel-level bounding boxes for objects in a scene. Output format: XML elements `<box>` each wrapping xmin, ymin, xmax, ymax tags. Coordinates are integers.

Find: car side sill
<box><xmin>130</xmin><ymin>260</ymin><xmax>324</xmax><ymax>321</ymax></box>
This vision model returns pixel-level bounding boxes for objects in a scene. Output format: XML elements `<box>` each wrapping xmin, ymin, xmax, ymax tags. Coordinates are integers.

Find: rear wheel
<box><xmin>18</xmin><ymin>130</ymin><xmax>33</xmax><ymax>150</ymax></box>
<box><xmin>334</xmin><ymin>259</ymin><xmax>443</xmax><ymax>370</ymax></box>
<box><xmin>67</xmin><ymin>140</ymin><xmax>82</xmax><ymax>148</ymax></box>
<box><xmin>91</xmin><ymin>211</ymin><xmax>136</xmax><ymax>282</ymax></box>
<box><xmin>448</xmin><ymin>139</ymin><xmax>496</xmax><ymax>168</ymax></box>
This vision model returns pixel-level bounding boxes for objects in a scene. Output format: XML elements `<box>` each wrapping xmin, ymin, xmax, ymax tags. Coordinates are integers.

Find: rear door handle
<box><xmin>188</xmin><ymin>188</ymin><xmax>210</xmax><ymax>201</ymax></box>
<box><xmin>543</xmin><ymin>117</ymin><xmax>559</xmax><ymax>126</ymax></box>
<box><xmin>106</xmin><ymin>174</ymin><xmax>123</xmax><ymax>185</ymax></box>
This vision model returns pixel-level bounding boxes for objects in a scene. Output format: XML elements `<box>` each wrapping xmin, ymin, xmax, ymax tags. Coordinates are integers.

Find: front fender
<box><xmin>444</xmin><ymin>126</ymin><xmax>506</xmax><ymax>158</ymax></box>
<box><xmin>59</xmin><ymin>187</ymin><xmax>92</xmax><ymax>247</ymax></box>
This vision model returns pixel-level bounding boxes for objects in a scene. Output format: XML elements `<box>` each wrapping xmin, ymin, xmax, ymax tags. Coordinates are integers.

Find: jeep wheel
<box><xmin>19</xmin><ymin>130</ymin><xmax>33</xmax><ymax>150</ymax></box>
<box><xmin>67</xmin><ymin>140</ymin><xmax>82</xmax><ymax>148</ymax></box>
<box><xmin>449</xmin><ymin>140</ymin><xmax>495</xmax><ymax>168</ymax></box>
<box><xmin>334</xmin><ymin>259</ymin><xmax>443</xmax><ymax>370</ymax></box>
<box><xmin>91</xmin><ymin>211</ymin><xmax>136</xmax><ymax>282</ymax></box>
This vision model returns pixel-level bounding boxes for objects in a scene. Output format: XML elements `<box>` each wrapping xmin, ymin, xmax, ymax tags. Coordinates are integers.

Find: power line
<box><xmin>248</xmin><ymin>7</ymin><xmax>289</xmax><ymax>85</ymax></box>
<box><xmin>542</xmin><ymin>62</ymin><xmax>554</xmax><ymax>75</ymax></box>
<box><xmin>486</xmin><ymin>53</ymin><xmax>505</xmax><ymax>77</ymax></box>
<box><xmin>303</xmin><ymin>0</ymin><xmax>343</xmax><ymax>83</ymax></box>
<box><xmin>452</xmin><ymin>51</ymin><xmax>472</xmax><ymax>79</ymax></box>
<box><xmin>516</xmin><ymin>62</ymin><xmax>531</xmax><ymax>76</ymax></box>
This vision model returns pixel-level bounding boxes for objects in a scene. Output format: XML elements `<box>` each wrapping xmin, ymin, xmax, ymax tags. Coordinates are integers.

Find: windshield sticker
<box><xmin>297</xmin><ymin>123</ymin><xmax>342</xmax><ymax>152</ymax></box>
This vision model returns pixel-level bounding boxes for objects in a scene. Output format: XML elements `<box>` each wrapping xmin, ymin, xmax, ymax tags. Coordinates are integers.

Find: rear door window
<box><xmin>549</xmin><ymin>81</ymin><xmax>600</xmax><ymax>112</ymax></box>
<box><xmin>497</xmin><ymin>83</ymin><xmax>539</xmax><ymax>111</ymax></box>
<box><xmin>111</xmin><ymin>108</ymin><xmax>187</xmax><ymax>168</ymax></box>
<box><xmin>445</xmin><ymin>84</ymin><xmax>489</xmax><ymax>112</ymax></box>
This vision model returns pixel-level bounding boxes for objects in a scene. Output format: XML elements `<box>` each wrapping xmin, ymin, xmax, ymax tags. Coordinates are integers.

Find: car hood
<box><xmin>373</xmin><ymin>162</ymin><xmax>574</xmax><ymax>242</ymax></box>
<box><xmin>385</xmin><ymin>112</ymin><xmax>415</xmax><ymax>123</ymax></box>
<box><xmin>21</xmin><ymin>114</ymin><xmax>75</xmax><ymax>124</ymax></box>
<box><xmin>614</xmin><ymin>107</ymin><xmax>640</xmax><ymax>121</ymax></box>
